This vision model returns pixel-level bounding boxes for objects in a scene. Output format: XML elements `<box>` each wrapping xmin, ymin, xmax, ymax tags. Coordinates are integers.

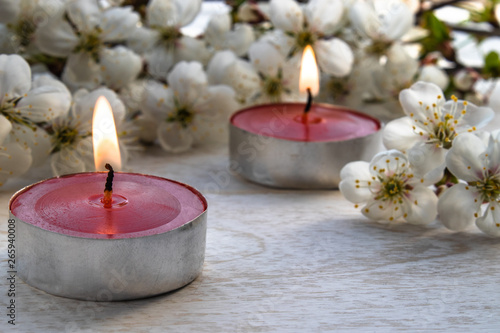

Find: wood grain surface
<box><xmin>1</xmin><ymin>146</ymin><xmax>499</xmax><ymax>332</ymax></box>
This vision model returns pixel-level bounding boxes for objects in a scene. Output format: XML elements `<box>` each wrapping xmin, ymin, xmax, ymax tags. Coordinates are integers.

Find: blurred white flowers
<box><xmin>340</xmin><ymin>150</ymin><xmax>438</xmax><ymax>224</ymax></box>
<box><xmin>349</xmin><ymin>0</ymin><xmax>414</xmax><ymax>45</ymax></box>
<box><xmin>0</xmin><ymin>54</ymin><xmax>71</xmax><ymax>182</ymax></box>
<box><xmin>128</xmin><ymin>0</ymin><xmax>210</xmax><ymax>79</ymax></box>
<box><xmin>0</xmin><ymin>0</ymin><xmax>65</xmax><ymax>54</ymax></box>
<box><xmin>205</xmin><ymin>12</ymin><xmax>255</xmax><ymax>57</ymax></box>
<box><xmin>142</xmin><ymin>61</ymin><xmax>237</xmax><ymax>152</ymax></box>
<box><xmin>207</xmin><ymin>41</ymin><xmax>300</xmax><ymax>105</ymax></box>
<box><xmin>266</xmin><ymin>0</ymin><xmax>354</xmax><ymax>77</ymax></box>
<box><xmin>35</xmin><ymin>0</ymin><xmax>141</xmax><ymax>90</ymax></box>
<box><xmin>438</xmin><ymin>131</ymin><xmax>500</xmax><ymax>237</ymax></box>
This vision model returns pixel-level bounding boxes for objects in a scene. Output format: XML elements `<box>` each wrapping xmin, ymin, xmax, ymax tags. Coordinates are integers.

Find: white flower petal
<box><xmin>485</xmin><ymin>132</ymin><xmax>500</xmax><ymax>174</ymax></box>
<box><xmin>339</xmin><ymin>161</ymin><xmax>373</xmax><ymax>203</ymax></box>
<box><xmin>34</xmin><ymin>13</ymin><xmax>79</xmax><ymax>57</ymax></box>
<box><xmin>146</xmin><ymin>45</ymin><xmax>175</xmax><ymax>79</ymax></box>
<box><xmin>0</xmin><ymin>142</ymin><xmax>31</xmax><ymax>185</ymax></box>
<box><xmin>407</xmin><ymin>142</ymin><xmax>446</xmax><ymax>178</ymax></box>
<box><xmin>383</xmin><ymin>117</ymin><xmax>424</xmax><ymax>151</ymax></box>
<box><xmin>205</xmin><ymin>13</ymin><xmax>230</xmax><ymax>47</ymax></box>
<box><xmin>438</xmin><ymin>184</ymin><xmax>481</xmax><ymax>231</ymax></box>
<box><xmin>269</xmin><ymin>0</ymin><xmax>303</xmax><ymax>32</ymax></box>
<box><xmin>249</xmin><ymin>41</ymin><xmax>284</xmax><ymax>77</ymax></box>
<box><xmin>362</xmin><ymin>199</ymin><xmax>398</xmax><ymax>223</ymax></box>
<box><xmin>100</xmin><ymin>46</ymin><xmax>142</xmax><ymax>90</ymax></box>
<box><xmin>446</xmin><ymin>133</ymin><xmax>486</xmax><ymax>182</ymax></box>
<box><xmin>259</xmin><ymin>30</ymin><xmax>295</xmax><ymax>59</ymax></box>
<box><xmin>225</xmin><ymin>24</ymin><xmax>255</xmax><ymax>57</ymax></box>
<box><xmin>349</xmin><ymin>1</ymin><xmax>378</xmax><ymax>40</ymax></box>
<box><xmin>0</xmin><ymin>54</ymin><xmax>31</xmax><ymax>105</ymax></box>
<box><xmin>119</xmin><ymin>79</ymin><xmax>147</xmax><ymax>112</ymax></box>
<box><xmin>443</xmin><ymin>101</ymin><xmax>494</xmax><ymax>130</ymax></box>
<box><xmin>62</xmin><ymin>53</ymin><xmax>102</xmax><ymax>91</ymax></box>
<box><xmin>404</xmin><ymin>185</ymin><xmax>438</xmax><ymax>225</ymax></box>
<box><xmin>147</xmin><ymin>0</ymin><xmax>201</xmax><ymax>28</ymax></box>
<box><xmin>314</xmin><ymin>38</ymin><xmax>353</xmax><ymax>77</ymax></box>
<box><xmin>225</xmin><ymin>58</ymin><xmax>260</xmax><ymax>103</ymax></box>
<box><xmin>167</xmin><ymin>61</ymin><xmax>207</xmax><ymax>105</ymax></box>
<box><xmin>66</xmin><ymin>0</ymin><xmax>100</xmax><ymax>32</ymax></box>
<box><xmin>207</xmin><ymin>50</ymin><xmax>237</xmax><ymax>85</ymax></box>
<box><xmin>476</xmin><ymin>202</ymin><xmax>500</xmax><ymax>237</ymax></box>
<box><xmin>377</xmin><ymin>2</ymin><xmax>414</xmax><ymax>42</ymax></box>
<box><xmin>350</xmin><ymin>1</ymin><xmax>414</xmax><ymax>42</ymax></box>
<box><xmin>16</xmin><ymin>75</ymin><xmax>71</xmax><ymax>122</ymax></box>
<box><xmin>194</xmin><ymin>85</ymin><xmax>237</xmax><ymax>120</ymax></box>
<box><xmin>127</xmin><ymin>26</ymin><xmax>159</xmax><ymax>54</ymax></box>
<box><xmin>142</xmin><ymin>80</ymin><xmax>174</xmax><ymax>121</ymax></box>
<box><xmin>369</xmin><ymin>149</ymin><xmax>409</xmax><ymax>177</ymax></box>
<box><xmin>51</xmin><ymin>148</ymin><xmax>87</xmax><ymax>176</ymax></box>
<box><xmin>305</xmin><ymin>0</ymin><xmax>343</xmax><ymax>35</ymax></box>
<box><xmin>417</xmin><ymin>65</ymin><xmax>449</xmax><ymax>90</ymax></box>
<box><xmin>157</xmin><ymin>122</ymin><xmax>194</xmax><ymax>153</ymax></box>
<box><xmin>399</xmin><ymin>81</ymin><xmax>444</xmax><ymax>119</ymax></box>
<box><xmin>174</xmin><ymin>36</ymin><xmax>211</xmax><ymax>66</ymax></box>
<box><xmin>9</xmin><ymin>124</ymin><xmax>51</xmax><ymax>166</ymax></box>
<box><xmin>0</xmin><ymin>115</ymin><xmax>11</xmax><ymax>144</ymax></box>
<box><xmin>101</xmin><ymin>6</ymin><xmax>140</xmax><ymax>42</ymax></box>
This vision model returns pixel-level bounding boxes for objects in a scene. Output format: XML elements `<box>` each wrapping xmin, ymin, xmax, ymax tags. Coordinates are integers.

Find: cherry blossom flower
<box><xmin>49</xmin><ymin>87</ymin><xmax>126</xmax><ymax>175</ymax></box>
<box><xmin>207</xmin><ymin>42</ymin><xmax>300</xmax><ymax>105</ymax></box>
<box><xmin>127</xmin><ymin>0</ymin><xmax>210</xmax><ymax>79</ymax></box>
<box><xmin>349</xmin><ymin>0</ymin><xmax>414</xmax><ymax>47</ymax></box>
<box><xmin>35</xmin><ymin>0</ymin><xmax>141</xmax><ymax>90</ymax></box>
<box><xmin>383</xmin><ymin>81</ymin><xmax>494</xmax><ymax>177</ymax></box>
<box><xmin>438</xmin><ymin>131</ymin><xmax>500</xmax><ymax>237</ymax></box>
<box><xmin>0</xmin><ymin>54</ymin><xmax>71</xmax><ymax>177</ymax></box>
<box><xmin>205</xmin><ymin>12</ymin><xmax>255</xmax><ymax>57</ymax></box>
<box><xmin>339</xmin><ymin>150</ymin><xmax>439</xmax><ymax>224</ymax></box>
<box><xmin>142</xmin><ymin>61</ymin><xmax>238</xmax><ymax>153</ymax></box>
<box><xmin>265</xmin><ymin>0</ymin><xmax>353</xmax><ymax>77</ymax></box>
<box><xmin>0</xmin><ymin>0</ymin><xmax>65</xmax><ymax>54</ymax></box>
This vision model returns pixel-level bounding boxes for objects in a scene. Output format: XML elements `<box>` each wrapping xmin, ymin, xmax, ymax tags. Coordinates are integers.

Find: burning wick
<box><xmin>102</xmin><ymin>163</ymin><xmax>114</xmax><ymax>208</ymax></box>
<box><xmin>304</xmin><ymin>88</ymin><xmax>313</xmax><ymax>114</ymax></box>
<box><xmin>302</xmin><ymin>88</ymin><xmax>313</xmax><ymax>123</ymax></box>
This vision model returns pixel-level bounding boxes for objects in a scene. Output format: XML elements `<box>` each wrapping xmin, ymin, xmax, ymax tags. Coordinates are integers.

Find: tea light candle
<box><xmin>9</xmin><ymin>97</ymin><xmax>207</xmax><ymax>301</ymax></box>
<box><xmin>229</xmin><ymin>46</ymin><xmax>382</xmax><ymax>189</ymax></box>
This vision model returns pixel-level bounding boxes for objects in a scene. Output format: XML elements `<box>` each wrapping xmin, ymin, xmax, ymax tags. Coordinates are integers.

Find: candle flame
<box><xmin>92</xmin><ymin>96</ymin><xmax>121</xmax><ymax>171</ymax></box>
<box><xmin>299</xmin><ymin>45</ymin><xmax>320</xmax><ymax>96</ymax></box>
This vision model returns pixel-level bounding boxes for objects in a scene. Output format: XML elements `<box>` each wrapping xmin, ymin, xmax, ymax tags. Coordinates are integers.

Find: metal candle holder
<box><xmin>9</xmin><ymin>175</ymin><xmax>207</xmax><ymax>301</ymax></box>
<box><xmin>229</xmin><ymin>103</ymin><xmax>382</xmax><ymax>189</ymax></box>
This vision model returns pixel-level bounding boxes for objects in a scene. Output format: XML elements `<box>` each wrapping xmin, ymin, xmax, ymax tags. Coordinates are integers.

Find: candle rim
<box><xmin>230</xmin><ymin>102</ymin><xmax>382</xmax><ymax>143</ymax></box>
<box><xmin>9</xmin><ymin>172</ymin><xmax>208</xmax><ymax>240</ymax></box>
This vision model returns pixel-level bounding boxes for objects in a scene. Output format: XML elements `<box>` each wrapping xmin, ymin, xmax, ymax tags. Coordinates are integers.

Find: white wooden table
<box><xmin>0</xmin><ymin>145</ymin><xmax>499</xmax><ymax>332</ymax></box>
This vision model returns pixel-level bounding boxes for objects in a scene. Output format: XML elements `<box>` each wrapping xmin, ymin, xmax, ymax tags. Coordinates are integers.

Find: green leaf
<box><xmin>418</xmin><ymin>12</ymin><xmax>453</xmax><ymax>59</ymax></box>
<box><xmin>483</xmin><ymin>51</ymin><xmax>500</xmax><ymax>78</ymax></box>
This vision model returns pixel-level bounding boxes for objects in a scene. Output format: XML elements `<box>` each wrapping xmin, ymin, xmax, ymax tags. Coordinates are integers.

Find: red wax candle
<box><xmin>10</xmin><ymin>172</ymin><xmax>207</xmax><ymax>239</ymax></box>
<box><xmin>231</xmin><ymin>103</ymin><xmax>380</xmax><ymax>142</ymax></box>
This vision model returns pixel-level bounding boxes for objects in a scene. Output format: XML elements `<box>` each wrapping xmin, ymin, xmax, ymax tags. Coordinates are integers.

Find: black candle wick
<box><xmin>304</xmin><ymin>88</ymin><xmax>313</xmax><ymax>114</ymax></box>
<box><xmin>102</xmin><ymin>163</ymin><xmax>114</xmax><ymax>208</ymax></box>
<box><xmin>104</xmin><ymin>163</ymin><xmax>114</xmax><ymax>192</ymax></box>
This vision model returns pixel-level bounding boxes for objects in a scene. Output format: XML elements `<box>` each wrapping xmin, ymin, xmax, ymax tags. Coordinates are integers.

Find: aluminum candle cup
<box><xmin>229</xmin><ymin>103</ymin><xmax>382</xmax><ymax>189</ymax></box>
<box><xmin>9</xmin><ymin>172</ymin><xmax>207</xmax><ymax>301</ymax></box>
